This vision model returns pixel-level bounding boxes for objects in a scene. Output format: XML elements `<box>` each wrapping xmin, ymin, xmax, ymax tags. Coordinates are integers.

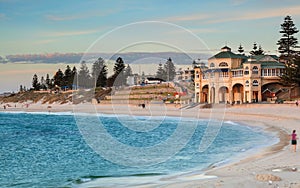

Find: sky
<box><xmin>1</xmin><ymin>0</ymin><xmax>300</xmax><ymax>93</ymax></box>
<box><xmin>1</xmin><ymin>0</ymin><xmax>300</xmax><ymax>55</ymax></box>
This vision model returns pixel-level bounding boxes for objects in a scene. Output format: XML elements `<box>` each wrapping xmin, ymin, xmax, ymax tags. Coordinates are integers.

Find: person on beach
<box><xmin>291</xmin><ymin>130</ymin><xmax>297</xmax><ymax>152</ymax></box>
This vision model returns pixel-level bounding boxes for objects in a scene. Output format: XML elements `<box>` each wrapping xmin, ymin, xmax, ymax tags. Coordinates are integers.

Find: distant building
<box><xmin>144</xmin><ymin>77</ymin><xmax>164</xmax><ymax>84</ymax></box>
<box><xmin>176</xmin><ymin>67</ymin><xmax>194</xmax><ymax>82</ymax></box>
<box><xmin>127</xmin><ymin>74</ymin><xmax>140</xmax><ymax>86</ymax></box>
<box><xmin>194</xmin><ymin>46</ymin><xmax>285</xmax><ymax>104</ymax></box>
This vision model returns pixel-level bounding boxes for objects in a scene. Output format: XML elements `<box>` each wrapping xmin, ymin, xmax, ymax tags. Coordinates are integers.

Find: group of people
<box><xmin>291</xmin><ymin>130</ymin><xmax>298</xmax><ymax>152</ymax></box>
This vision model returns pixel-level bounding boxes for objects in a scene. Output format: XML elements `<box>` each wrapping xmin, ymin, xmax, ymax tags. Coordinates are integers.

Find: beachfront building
<box><xmin>176</xmin><ymin>67</ymin><xmax>194</xmax><ymax>82</ymax></box>
<box><xmin>194</xmin><ymin>46</ymin><xmax>285</xmax><ymax>104</ymax></box>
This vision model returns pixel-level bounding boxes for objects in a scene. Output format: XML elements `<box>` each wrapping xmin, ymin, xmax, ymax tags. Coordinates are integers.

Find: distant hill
<box><xmin>3</xmin><ymin>52</ymin><xmax>210</xmax><ymax>65</ymax></box>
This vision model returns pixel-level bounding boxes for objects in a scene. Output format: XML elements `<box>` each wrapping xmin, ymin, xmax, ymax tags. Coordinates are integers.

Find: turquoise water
<box><xmin>0</xmin><ymin>112</ymin><xmax>277</xmax><ymax>187</ymax></box>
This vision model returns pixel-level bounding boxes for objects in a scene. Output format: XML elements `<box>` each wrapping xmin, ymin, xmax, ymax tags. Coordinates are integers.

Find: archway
<box><xmin>219</xmin><ymin>86</ymin><xmax>229</xmax><ymax>103</ymax></box>
<box><xmin>201</xmin><ymin>85</ymin><xmax>209</xmax><ymax>103</ymax></box>
<box><xmin>232</xmin><ymin>84</ymin><xmax>244</xmax><ymax>104</ymax></box>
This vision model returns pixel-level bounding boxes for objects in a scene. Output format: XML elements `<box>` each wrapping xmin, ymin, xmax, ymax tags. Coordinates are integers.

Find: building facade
<box><xmin>194</xmin><ymin>46</ymin><xmax>285</xmax><ymax>104</ymax></box>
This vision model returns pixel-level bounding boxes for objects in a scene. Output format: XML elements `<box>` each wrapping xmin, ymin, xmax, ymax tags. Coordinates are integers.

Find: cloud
<box><xmin>44</xmin><ymin>29</ymin><xmax>98</xmax><ymax>37</ymax></box>
<box><xmin>206</xmin><ymin>5</ymin><xmax>300</xmax><ymax>24</ymax></box>
<box><xmin>163</xmin><ymin>5</ymin><xmax>300</xmax><ymax>25</ymax></box>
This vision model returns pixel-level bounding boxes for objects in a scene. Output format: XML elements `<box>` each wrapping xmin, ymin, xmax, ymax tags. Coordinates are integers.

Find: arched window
<box><xmin>219</xmin><ymin>62</ymin><xmax>228</xmax><ymax>67</ymax></box>
<box><xmin>210</xmin><ymin>63</ymin><xmax>215</xmax><ymax>67</ymax></box>
<box><xmin>245</xmin><ymin>80</ymin><xmax>249</xmax><ymax>87</ymax></box>
<box><xmin>252</xmin><ymin>80</ymin><xmax>259</xmax><ymax>86</ymax></box>
<box><xmin>252</xmin><ymin>66</ymin><xmax>258</xmax><ymax>74</ymax></box>
<box><xmin>244</xmin><ymin>66</ymin><xmax>249</xmax><ymax>75</ymax></box>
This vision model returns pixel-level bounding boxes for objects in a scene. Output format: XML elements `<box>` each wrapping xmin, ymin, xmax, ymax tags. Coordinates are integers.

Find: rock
<box><xmin>255</xmin><ymin>174</ymin><xmax>281</xmax><ymax>181</ymax></box>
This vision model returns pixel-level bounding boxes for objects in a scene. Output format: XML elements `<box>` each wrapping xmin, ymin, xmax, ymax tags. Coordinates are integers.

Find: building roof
<box><xmin>260</xmin><ymin>61</ymin><xmax>285</xmax><ymax>69</ymax></box>
<box><xmin>252</xmin><ymin>55</ymin><xmax>279</xmax><ymax>61</ymax></box>
<box><xmin>221</xmin><ymin>46</ymin><xmax>231</xmax><ymax>51</ymax></box>
<box><xmin>209</xmin><ymin>51</ymin><xmax>247</xmax><ymax>59</ymax></box>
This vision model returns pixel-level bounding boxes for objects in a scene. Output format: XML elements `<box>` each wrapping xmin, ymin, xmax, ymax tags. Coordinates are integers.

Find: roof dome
<box><xmin>221</xmin><ymin>46</ymin><xmax>231</xmax><ymax>52</ymax></box>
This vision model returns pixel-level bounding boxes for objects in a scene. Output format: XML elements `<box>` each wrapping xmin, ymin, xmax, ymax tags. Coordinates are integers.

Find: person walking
<box><xmin>291</xmin><ymin>130</ymin><xmax>297</xmax><ymax>152</ymax></box>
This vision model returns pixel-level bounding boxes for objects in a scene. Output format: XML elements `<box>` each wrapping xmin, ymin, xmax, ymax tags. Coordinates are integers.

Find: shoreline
<box><xmin>0</xmin><ymin>102</ymin><xmax>299</xmax><ymax>187</ymax></box>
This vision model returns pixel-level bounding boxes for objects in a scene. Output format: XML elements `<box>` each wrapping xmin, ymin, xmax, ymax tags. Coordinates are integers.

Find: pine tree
<box><xmin>32</xmin><ymin>74</ymin><xmax>40</xmax><ymax>91</ymax></box>
<box><xmin>277</xmin><ymin>15</ymin><xmax>299</xmax><ymax>58</ymax></box>
<box><xmin>92</xmin><ymin>57</ymin><xmax>107</xmax><ymax>87</ymax></box>
<box><xmin>53</xmin><ymin>69</ymin><xmax>64</xmax><ymax>87</ymax></box>
<box><xmin>156</xmin><ymin>63</ymin><xmax>166</xmax><ymax>81</ymax></box>
<box><xmin>78</xmin><ymin>61</ymin><xmax>91</xmax><ymax>88</ymax></box>
<box><xmin>124</xmin><ymin>64</ymin><xmax>133</xmax><ymax>77</ymax></box>
<box><xmin>71</xmin><ymin>66</ymin><xmax>77</xmax><ymax>89</ymax></box>
<box><xmin>40</xmin><ymin>76</ymin><xmax>47</xmax><ymax>90</ymax></box>
<box><xmin>250</xmin><ymin>43</ymin><xmax>264</xmax><ymax>55</ymax></box>
<box><xmin>64</xmin><ymin>65</ymin><xmax>72</xmax><ymax>90</ymax></box>
<box><xmin>112</xmin><ymin>57</ymin><xmax>126</xmax><ymax>86</ymax></box>
<box><xmin>277</xmin><ymin>15</ymin><xmax>299</xmax><ymax>88</ymax></box>
<box><xmin>46</xmin><ymin>74</ymin><xmax>51</xmax><ymax>89</ymax></box>
<box><xmin>164</xmin><ymin>58</ymin><xmax>176</xmax><ymax>81</ymax></box>
<box><xmin>19</xmin><ymin>85</ymin><xmax>23</xmax><ymax>92</ymax></box>
<box><xmin>257</xmin><ymin>45</ymin><xmax>264</xmax><ymax>55</ymax></box>
<box><xmin>238</xmin><ymin>44</ymin><xmax>244</xmax><ymax>54</ymax></box>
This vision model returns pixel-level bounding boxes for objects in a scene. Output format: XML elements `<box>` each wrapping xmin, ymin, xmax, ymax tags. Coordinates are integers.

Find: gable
<box><xmin>258</xmin><ymin>55</ymin><xmax>277</xmax><ymax>62</ymax></box>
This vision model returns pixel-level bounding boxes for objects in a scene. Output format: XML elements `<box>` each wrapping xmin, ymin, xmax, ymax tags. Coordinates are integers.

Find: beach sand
<box><xmin>1</xmin><ymin>102</ymin><xmax>300</xmax><ymax>187</ymax></box>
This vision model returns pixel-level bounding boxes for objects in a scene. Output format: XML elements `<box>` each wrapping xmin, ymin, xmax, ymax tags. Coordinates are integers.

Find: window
<box><xmin>252</xmin><ymin>66</ymin><xmax>258</xmax><ymax>74</ymax></box>
<box><xmin>196</xmin><ymin>83</ymin><xmax>199</xmax><ymax>88</ymax></box>
<box><xmin>244</xmin><ymin>66</ymin><xmax>249</xmax><ymax>75</ymax></box>
<box><xmin>233</xmin><ymin>70</ymin><xmax>243</xmax><ymax>77</ymax></box>
<box><xmin>210</xmin><ymin>63</ymin><xmax>215</xmax><ymax>67</ymax></box>
<box><xmin>219</xmin><ymin>72</ymin><xmax>229</xmax><ymax>77</ymax></box>
<box><xmin>210</xmin><ymin>72</ymin><xmax>215</xmax><ymax>78</ymax></box>
<box><xmin>272</xmin><ymin>69</ymin><xmax>276</xmax><ymax>76</ymax></box>
<box><xmin>262</xmin><ymin>69</ymin><xmax>282</xmax><ymax>77</ymax></box>
<box><xmin>219</xmin><ymin>62</ymin><xmax>228</xmax><ymax>67</ymax></box>
<box><xmin>245</xmin><ymin>80</ymin><xmax>249</xmax><ymax>87</ymax></box>
<box><xmin>253</xmin><ymin>80</ymin><xmax>259</xmax><ymax>86</ymax></box>
<box><xmin>262</xmin><ymin>69</ymin><xmax>268</xmax><ymax>76</ymax></box>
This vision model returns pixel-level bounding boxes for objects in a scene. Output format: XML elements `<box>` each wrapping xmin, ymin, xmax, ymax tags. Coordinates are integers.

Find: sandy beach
<box><xmin>1</xmin><ymin>102</ymin><xmax>300</xmax><ymax>187</ymax></box>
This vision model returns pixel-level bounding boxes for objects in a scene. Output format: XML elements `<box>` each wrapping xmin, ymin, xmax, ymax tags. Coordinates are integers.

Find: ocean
<box><xmin>0</xmin><ymin>111</ymin><xmax>278</xmax><ymax>187</ymax></box>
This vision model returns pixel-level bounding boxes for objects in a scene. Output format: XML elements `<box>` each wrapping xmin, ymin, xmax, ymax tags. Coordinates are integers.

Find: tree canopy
<box><xmin>277</xmin><ymin>15</ymin><xmax>299</xmax><ymax>58</ymax></box>
<box><xmin>92</xmin><ymin>57</ymin><xmax>107</xmax><ymax>87</ymax></box>
<box><xmin>250</xmin><ymin>43</ymin><xmax>264</xmax><ymax>55</ymax></box>
<box><xmin>277</xmin><ymin>15</ymin><xmax>300</xmax><ymax>87</ymax></box>
<box><xmin>164</xmin><ymin>58</ymin><xmax>176</xmax><ymax>81</ymax></box>
<box><xmin>78</xmin><ymin>61</ymin><xmax>92</xmax><ymax>88</ymax></box>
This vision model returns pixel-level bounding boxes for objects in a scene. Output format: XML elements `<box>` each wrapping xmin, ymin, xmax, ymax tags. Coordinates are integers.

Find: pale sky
<box><xmin>1</xmin><ymin>0</ymin><xmax>300</xmax><ymax>55</ymax></box>
<box><xmin>1</xmin><ymin>0</ymin><xmax>300</xmax><ymax>93</ymax></box>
